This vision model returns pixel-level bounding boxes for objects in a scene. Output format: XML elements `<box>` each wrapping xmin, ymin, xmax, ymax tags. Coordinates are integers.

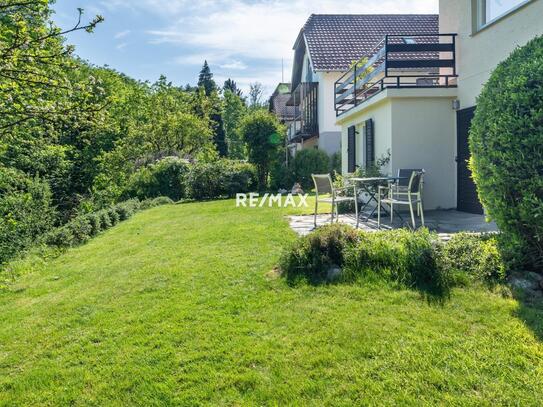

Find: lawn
<box><xmin>1</xmin><ymin>200</ymin><xmax>542</xmax><ymax>405</ymax></box>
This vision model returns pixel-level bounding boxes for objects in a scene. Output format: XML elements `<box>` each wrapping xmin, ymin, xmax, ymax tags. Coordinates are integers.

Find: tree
<box><xmin>197</xmin><ymin>60</ymin><xmax>216</xmax><ymax>96</ymax></box>
<box><xmin>248</xmin><ymin>82</ymin><xmax>264</xmax><ymax>108</ymax></box>
<box><xmin>240</xmin><ymin>110</ymin><xmax>283</xmax><ymax>189</ymax></box>
<box><xmin>211</xmin><ymin>111</ymin><xmax>228</xmax><ymax>157</ymax></box>
<box><xmin>0</xmin><ymin>1</ymin><xmax>103</xmax><ymax>133</ymax></box>
<box><xmin>223</xmin><ymin>90</ymin><xmax>247</xmax><ymax>159</ymax></box>
<box><xmin>223</xmin><ymin>78</ymin><xmax>243</xmax><ymax>97</ymax></box>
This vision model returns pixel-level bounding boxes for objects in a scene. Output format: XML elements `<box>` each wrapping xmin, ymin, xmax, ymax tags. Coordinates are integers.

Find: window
<box><xmin>402</xmin><ymin>37</ymin><xmax>417</xmax><ymax>45</ymax></box>
<box><xmin>475</xmin><ymin>0</ymin><xmax>530</xmax><ymax>30</ymax></box>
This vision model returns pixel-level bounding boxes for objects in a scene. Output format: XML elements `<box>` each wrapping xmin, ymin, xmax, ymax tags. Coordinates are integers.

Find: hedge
<box><xmin>0</xmin><ymin>168</ymin><xmax>56</xmax><ymax>265</ymax></box>
<box><xmin>470</xmin><ymin>35</ymin><xmax>543</xmax><ymax>272</ymax></box>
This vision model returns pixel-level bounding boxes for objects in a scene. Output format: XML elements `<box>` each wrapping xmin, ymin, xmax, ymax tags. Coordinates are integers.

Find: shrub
<box><xmin>0</xmin><ymin>168</ymin><xmax>56</xmax><ymax>264</ymax></box>
<box><xmin>291</xmin><ymin>149</ymin><xmax>330</xmax><ymax>190</ymax></box>
<box><xmin>114</xmin><ymin>199</ymin><xmax>140</xmax><ymax>221</ymax></box>
<box><xmin>151</xmin><ymin>196</ymin><xmax>174</xmax><ymax>206</ymax></box>
<box><xmin>329</xmin><ymin>152</ymin><xmax>342</xmax><ymax>175</ymax></box>
<box><xmin>439</xmin><ymin>233</ymin><xmax>506</xmax><ymax>284</ymax></box>
<box><xmin>269</xmin><ymin>161</ymin><xmax>293</xmax><ymax>191</ymax></box>
<box><xmin>279</xmin><ymin>224</ymin><xmax>360</xmax><ymax>284</ymax></box>
<box><xmin>66</xmin><ymin>217</ymin><xmax>93</xmax><ymax>245</ymax></box>
<box><xmin>470</xmin><ymin>35</ymin><xmax>543</xmax><ymax>272</ymax></box>
<box><xmin>45</xmin><ymin>226</ymin><xmax>75</xmax><ymax>248</ymax></box>
<box><xmin>85</xmin><ymin>213</ymin><xmax>102</xmax><ymax>236</ymax></box>
<box><xmin>107</xmin><ymin>208</ymin><xmax>120</xmax><ymax>225</ymax></box>
<box><xmin>123</xmin><ymin>157</ymin><xmax>189</xmax><ymax>201</ymax></box>
<box><xmin>185</xmin><ymin>159</ymin><xmax>257</xmax><ymax>200</ymax></box>
<box><xmin>343</xmin><ymin>229</ymin><xmax>449</xmax><ymax>297</ymax></box>
<box><xmin>98</xmin><ymin>210</ymin><xmax>112</xmax><ymax>230</ymax></box>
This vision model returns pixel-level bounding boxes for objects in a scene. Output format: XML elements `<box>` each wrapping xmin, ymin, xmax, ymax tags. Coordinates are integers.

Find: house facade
<box><xmin>337</xmin><ymin>0</ymin><xmax>543</xmax><ymax>213</ymax></box>
<box><xmin>287</xmin><ymin>14</ymin><xmax>438</xmax><ymax>157</ymax></box>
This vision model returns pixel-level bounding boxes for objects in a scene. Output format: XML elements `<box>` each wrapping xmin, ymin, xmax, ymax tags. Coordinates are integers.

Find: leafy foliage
<box><xmin>280</xmin><ymin>226</ymin><xmax>506</xmax><ymax>299</ymax></box>
<box><xmin>240</xmin><ymin>110</ymin><xmax>284</xmax><ymax>189</ymax></box>
<box><xmin>279</xmin><ymin>224</ymin><xmax>360</xmax><ymax>285</ymax></box>
<box><xmin>0</xmin><ymin>166</ymin><xmax>55</xmax><ymax>264</ymax></box>
<box><xmin>185</xmin><ymin>159</ymin><xmax>257</xmax><ymax>200</ymax></box>
<box><xmin>290</xmin><ymin>149</ymin><xmax>330</xmax><ymax>190</ymax></box>
<box><xmin>223</xmin><ymin>89</ymin><xmax>247</xmax><ymax>159</ymax></box>
<box><xmin>344</xmin><ymin>229</ymin><xmax>449</xmax><ymax>298</ymax></box>
<box><xmin>123</xmin><ymin>157</ymin><xmax>190</xmax><ymax>201</ymax></box>
<box><xmin>440</xmin><ymin>233</ymin><xmax>506</xmax><ymax>284</ymax></box>
<box><xmin>470</xmin><ymin>35</ymin><xmax>543</xmax><ymax>272</ymax></box>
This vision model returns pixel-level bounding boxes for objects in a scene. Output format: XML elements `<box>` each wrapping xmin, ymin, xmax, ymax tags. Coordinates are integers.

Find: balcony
<box><xmin>287</xmin><ymin>82</ymin><xmax>319</xmax><ymax>142</ymax></box>
<box><xmin>335</xmin><ymin>34</ymin><xmax>457</xmax><ymax>116</ymax></box>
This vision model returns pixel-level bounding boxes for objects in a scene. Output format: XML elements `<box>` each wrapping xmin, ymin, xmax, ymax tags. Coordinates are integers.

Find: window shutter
<box><xmin>347</xmin><ymin>125</ymin><xmax>356</xmax><ymax>173</ymax></box>
<box><xmin>365</xmin><ymin>119</ymin><xmax>375</xmax><ymax>169</ymax></box>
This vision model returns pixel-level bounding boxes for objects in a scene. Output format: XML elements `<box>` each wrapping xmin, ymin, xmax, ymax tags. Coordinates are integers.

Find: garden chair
<box><xmin>377</xmin><ymin>170</ymin><xmax>425</xmax><ymax>229</ymax></box>
<box><xmin>312</xmin><ymin>174</ymin><xmax>359</xmax><ymax>229</ymax></box>
<box><xmin>396</xmin><ymin>168</ymin><xmax>423</xmax><ymax>216</ymax></box>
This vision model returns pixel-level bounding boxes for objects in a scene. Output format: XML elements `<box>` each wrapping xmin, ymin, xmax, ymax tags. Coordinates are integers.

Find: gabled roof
<box><xmin>269</xmin><ymin>83</ymin><xmax>297</xmax><ymax>122</ymax></box>
<box><xmin>294</xmin><ymin>14</ymin><xmax>439</xmax><ymax>72</ymax></box>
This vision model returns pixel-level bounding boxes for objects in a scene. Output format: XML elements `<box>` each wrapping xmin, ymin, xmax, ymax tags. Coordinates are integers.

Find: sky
<box><xmin>52</xmin><ymin>0</ymin><xmax>438</xmax><ymax>96</ymax></box>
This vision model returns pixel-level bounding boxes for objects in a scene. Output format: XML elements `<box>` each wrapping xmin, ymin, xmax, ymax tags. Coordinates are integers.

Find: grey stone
<box><xmin>289</xmin><ymin>210</ymin><xmax>498</xmax><ymax>238</ymax></box>
<box><xmin>326</xmin><ymin>265</ymin><xmax>342</xmax><ymax>281</ymax></box>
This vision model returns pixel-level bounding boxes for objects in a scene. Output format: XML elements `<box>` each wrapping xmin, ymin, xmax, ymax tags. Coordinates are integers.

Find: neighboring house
<box><xmin>287</xmin><ymin>14</ymin><xmax>439</xmax><ymax>157</ymax></box>
<box><xmin>269</xmin><ymin>83</ymin><xmax>297</xmax><ymax>124</ymax></box>
<box><xmin>336</xmin><ymin>0</ymin><xmax>543</xmax><ymax>213</ymax></box>
<box><xmin>269</xmin><ymin>83</ymin><xmax>298</xmax><ymax>164</ymax></box>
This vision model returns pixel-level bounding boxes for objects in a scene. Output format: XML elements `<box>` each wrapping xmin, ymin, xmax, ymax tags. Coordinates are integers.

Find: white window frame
<box><xmin>473</xmin><ymin>0</ymin><xmax>533</xmax><ymax>32</ymax></box>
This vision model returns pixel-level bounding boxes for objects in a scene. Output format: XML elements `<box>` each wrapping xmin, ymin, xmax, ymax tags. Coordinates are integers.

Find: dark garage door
<box><xmin>456</xmin><ymin>107</ymin><xmax>484</xmax><ymax>214</ymax></box>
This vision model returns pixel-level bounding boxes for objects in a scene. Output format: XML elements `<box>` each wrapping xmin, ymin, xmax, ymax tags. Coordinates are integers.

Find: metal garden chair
<box><xmin>377</xmin><ymin>170</ymin><xmax>425</xmax><ymax>229</ymax></box>
<box><xmin>312</xmin><ymin>174</ymin><xmax>359</xmax><ymax>229</ymax></box>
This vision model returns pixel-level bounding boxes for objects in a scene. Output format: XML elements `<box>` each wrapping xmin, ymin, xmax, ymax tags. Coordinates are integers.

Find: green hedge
<box><xmin>123</xmin><ymin>157</ymin><xmax>189</xmax><ymax>201</ymax></box>
<box><xmin>0</xmin><ymin>167</ymin><xmax>56</xmax><ymax>265</ymax></box>
<box><xmin>470</xmin><ymin>35</ymin><xmax>543</xmax><ymax>272</ymax></box>
<box><xmin>185</xmin><ymin>159</ymin><xmax>257</xmax><ymax>200</ymax></box>
<box><xmin>291</xmin><ymin>149</ymin><xmax>330</xmax><ymax>190</ymax></box>
<box><xmin>45</xmin><ymin>197</ymin><xmax>173</xmax><ymax>249</ymax></box>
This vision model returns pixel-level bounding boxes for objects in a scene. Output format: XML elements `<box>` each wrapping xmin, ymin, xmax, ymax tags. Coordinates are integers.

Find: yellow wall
<box><xmin>440</xmin><ymin>0</ymin><xmax>543</xmax><ymax>108</ymax></box>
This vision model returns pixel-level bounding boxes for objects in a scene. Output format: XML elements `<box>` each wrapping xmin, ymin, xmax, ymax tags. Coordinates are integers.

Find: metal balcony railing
<box><xmin>335</xmin><ymin>33</ymin><xmax>458</xmax><ymax>116</ymax></box>
<box><xmin>287</xmin><ymin>82</ymin><xmax>319</xmax><ymax>141</ymax></box>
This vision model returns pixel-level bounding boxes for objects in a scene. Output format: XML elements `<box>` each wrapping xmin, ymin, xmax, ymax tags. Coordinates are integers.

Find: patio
<box><xmin>288</xmin><ymin>209</ymin><xmax>498</xmax><ymax>240</ymax></box>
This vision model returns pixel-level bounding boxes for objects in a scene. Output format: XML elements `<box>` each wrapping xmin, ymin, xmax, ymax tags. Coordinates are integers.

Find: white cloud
<box><xmin>219</xmin><ymin>60</ymin><xmax>247</xmax><ymax>70</ymax></box>
<box><xmin>116</xmin><ymin>42</ymin><xmax>128</xmax><ymax>50</ymax></box>
<box><xmin>145</xmin><ymin>0</ymin><xmax>438</xmax><ymax>65</ymax></box>
<box><xmin>114</xmin><ymin>30</ymin><xmax>131</xmax><ymax>39</ymax></box>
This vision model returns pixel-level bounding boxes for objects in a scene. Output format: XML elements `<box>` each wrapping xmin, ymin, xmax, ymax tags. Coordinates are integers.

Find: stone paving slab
<box><xmin>289</xmin><ymin>210</ymin><xmax>498</xmax><ymax>240</ymax></box>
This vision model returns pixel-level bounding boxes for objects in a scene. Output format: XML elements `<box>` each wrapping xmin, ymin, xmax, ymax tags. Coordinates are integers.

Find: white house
<box><xmin>286</xmin><ymin>14</ymin><xmax>439</xmax><ymax>157</ymax></box>
<box><xmin>337</xmin><ymin>0</ymin><xmax>543</xmax><ymax>213</ymax></box>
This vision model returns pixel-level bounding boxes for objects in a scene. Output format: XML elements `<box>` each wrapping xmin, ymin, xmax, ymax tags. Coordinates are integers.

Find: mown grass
<box><xmin>0</xmin><ymin>199</ymin><xmax>542</xmax><ymax>406</ymax></box>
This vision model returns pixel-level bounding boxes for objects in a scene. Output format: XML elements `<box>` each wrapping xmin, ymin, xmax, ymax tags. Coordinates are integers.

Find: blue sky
<box><xmin>52</xmin><ymin>0</ymin><xmax>438</xmax><ymax>96</ymax></box>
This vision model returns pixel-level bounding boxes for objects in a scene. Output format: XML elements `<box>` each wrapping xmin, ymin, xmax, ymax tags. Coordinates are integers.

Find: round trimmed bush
<box><xmin>291</xmin><ymin>149</ymin><xmax>330</xmax><ymax>190</ymax></box>
<box><xmin>470</xmin><ymin>35</ymin><xmax>543</xmax><ymax>272</ymax></box>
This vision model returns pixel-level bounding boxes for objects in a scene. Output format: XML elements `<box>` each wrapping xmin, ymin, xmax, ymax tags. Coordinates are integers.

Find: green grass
<box><xmin>1</xmin><ymin>200</ymin><xmax>542</xmax><ymax>406</ymax></box>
